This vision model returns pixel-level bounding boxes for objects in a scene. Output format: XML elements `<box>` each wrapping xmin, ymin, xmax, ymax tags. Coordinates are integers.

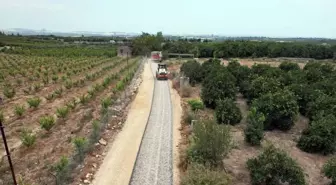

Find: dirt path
<box><xmin>92</xmin><ymin>59</ymin><xmax>154</xmax><ymax>185</ymax></box>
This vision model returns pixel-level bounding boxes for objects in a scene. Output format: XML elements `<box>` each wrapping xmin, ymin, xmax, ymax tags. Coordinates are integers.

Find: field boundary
<box><xmin>128</xmin><ymin>58</ymin><xmax>156</xmax><ymax>184</ymax></box>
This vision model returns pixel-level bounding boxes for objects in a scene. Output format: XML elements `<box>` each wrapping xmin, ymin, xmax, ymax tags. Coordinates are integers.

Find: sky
<box><xmin>0</xmin><ymin>0</ymin><xmax>335</xmax><ymax>38</ymax></box>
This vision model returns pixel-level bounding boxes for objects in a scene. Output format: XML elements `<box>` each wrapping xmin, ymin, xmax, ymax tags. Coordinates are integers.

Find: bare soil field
<box><xmin>91</xmin><ymin>60</ymin><xmax>153</xmax><ymax>185</ymax></box>
<box><xmin>0</xmin><ymin>53</ymin><xmax>142</xmax><ymax>184</ymax></box>
<box><xmin>191</xmin><ymin>57</ymin><xmax>335</xmax><ymax>69</ymax></box>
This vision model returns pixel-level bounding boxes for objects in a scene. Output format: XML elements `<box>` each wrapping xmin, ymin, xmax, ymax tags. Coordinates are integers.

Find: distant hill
<box><xmin>1</xmin><ymin>28</ymin><xmax>140</xmax><ymax>37</ymax></box>
<box><xmin>1</xmin><ymin>28</ymin><xmax>335</xmax><ymax>44</ymax></box>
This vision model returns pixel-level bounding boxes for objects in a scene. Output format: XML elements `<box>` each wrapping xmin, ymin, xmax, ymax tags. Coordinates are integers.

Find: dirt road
<box><xmin>92</xmin><ymin>59</ymin><xmax>154</xmax><ymax>185</ymax></box>
<box><xmin>129</xmin><ymin>62</ymin><xmax>173</xmax><ymax>185</ymax></box>
<box><xmin>92</xmin><ymin>59</ymin><xmax>177</xmax><ymax>185</ymax></box>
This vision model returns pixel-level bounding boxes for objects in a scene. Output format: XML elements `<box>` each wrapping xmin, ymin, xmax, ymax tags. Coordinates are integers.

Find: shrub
<box><xmin>86</xmin><ymin>74</ymin><xmax>93</xmax><ymax>81</ymax></box>
<box><xmin>20</xmin><ymin>129</ymin><xmax>36</xmax><ymax>147</ymax></box>
<box><xmin>64</xmin><ymin>80</ymin><xmax>73</xmax><ymax>89</ymax></box>
<box><xmin>187</xmin><ymin>120</ymin><xmax>232</xmax><ymax>167</ymax></box>
<box><xmin>252</xmin><ymin>89</ymin><xmax>299</xmax><ymax>131</ymax></box>
<box><xmin>279</xmin><ymin>61</ymin><xmax>300</xmax><ymax>71</ymax></box>
<box><xmin>93</xmin><ymin>84</ymin><xmax>102</xmax><ymax>92</ymax></box>
<box><xmin>101</xmin><ymin>97</ymin><xmax>112</xmax><ymax>111</ymax></box>
<box><xmin>297</xmin><ymin>114</ymin><xmax>336</xmax><ymax>155</ymax></box>
<box><xmin>56</xmin><ymin>106</ymin><xmax>69</xmax><ymax>119</ymax></box>
<box><xmin>215</xmin><ymin>98</ymin><xmax>242</xmax><ymax>125</ymax></box>
<box><xmin>181</xmin><ymin>163</ymin><xmax>231</xmax><ymax>185</ymax></box>
<box><xmin>54</xmin><ymin>88</ymin><xmax>63</xmax><ymax>98</ymax></box>
<box><xmin>66</xmin><ymin>98</ymin><xmax>77</xmax><ymax>110</ymax></box>
<box><xmin>3</xmin><ymin>86</ymin><xmax>15</xmax><ymax>98</ymax></box>
<box><xmin>53</xmin><ymin>156</ymin><xmax>70</xmax><ymax>184</ymax></box>
<box><xmin>42</xmin><ymin>76</ymin><xmax>49</xmax><ymax>85</ymax></box>
<box><xmin>79</xmin><ymin>94</ymin><xmax>89</xmax><ymax>105</ymax></box>
<box><xmin>33</xmin><ymin>83</ymin><xmax>41</xmax><ymax>92</ymax></box>
<box><xmin>244</xmin><ymin>107</ymin><xmax>265</xmax><ymax>145</ymax></box>
<box><xmin>322</xmin><ymin>156</ymin><xmax>336</xmax><ymax>185</ymax></box>
<box><xmin>102</xmin><ymin>77</ymin><xmax>111</xmax><ymax>87</ymax></box>
<box><xmin>39</xmin><ymin>115</ymin><xmax>55</xmax><ymax>131</ymax></box>
<box><xmin>116</xmin><ymin>81</ymin><xmax>125</xmax><ymax>91</ymax></box>
<box><xmin>201</xmin><ymin>68</ymin><xmax>237</xmax><ymax>108</ymax></box>
<box><xmin>90</xmin><ymin>120</ymin><xmax>101</xmax><ymax>143</ymax></box>
<box><xmin>180</xmin><ymin>60</ymin><xmax>203</xmax><ymax>86</ymax></box>
<box><xmin>183</xmin><ymin>110</ymin><xmax>196</xmax><ymax>125</ymax></box>
<box><xmin>27</xmin><ymin>97</ymin><xmax>41</xmax><ymax>109</ymax></box>
<box><xmin>187</xmin><ymin>99</ymin><xmax>204</xmax><ymax>111</ymax></box>
<box><xmin>73</xmin><ymin>137</ymin><xmax>87</xmax><ymax>162</ymax></box>
<box><xmin>87</xmin><ymin>88</ymin><xmax>95</xmax><ymax>97</ymax></box>
<box><xmin>247</xmin><ymin>144</ymin><xmax>306</xmax><ymax>185</ymax></box>
<box><xmin>52</xmin><ymin>75</ymin><xmax>58</xmax><ymax>82</ymax></box>
<box><xmin>14</xmin><ymin>105</ymin><xmax>25</xmax><ymax>117</ymax></box>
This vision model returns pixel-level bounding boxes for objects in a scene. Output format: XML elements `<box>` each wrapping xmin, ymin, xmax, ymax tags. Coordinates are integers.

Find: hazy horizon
<box><xmin>0</xmin><ymin>0</ymin><xmax>335</xmax><ymax>38</ymax></box>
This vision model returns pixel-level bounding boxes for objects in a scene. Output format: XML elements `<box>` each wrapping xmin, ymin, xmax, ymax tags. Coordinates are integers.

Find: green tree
<box><xmin>244</xmin><ymin>107</ymin><xmax>265</xmax><ymax>145</ymax></box>
<box><xmin>323</xmin><ymin>156</ymin><xmax>336</xmax><ymax>185</ymax></box>
<box><xmin>252</xmin><ymin>89</ymin><xmax>299</xmax><ymax>131</ymax></box>
<box><xmin>215</xmin><ymin>98</ymin><xmax>242</xmax><ymax>125</ymax></box>
<box><xmin>131</xmin><ymin>32</ymin><xmax>163</xmax><ymax>55</ymax></box>
<box><xmin>201</xmin><ymin>68</ymin><xmax>237</xmax><ymax>108</ymax></box>
<box><xmin>180</xmin><ymin>60</ymin><xmax>203</xmax><ymax>85</ymax></box>
<box><xmin>279</xmin><ymin>61</ymin><xmax>300</xmax><ymax>71</ymax></box>
<box><xmin>246</xmin><ymin>76</ymin><xmax>281</xmax><ymax>100</ymax></box>
<box><xmin>247</xmin><ymin>144</ymin><xmax>306</xmax><ymax>185</ymax></box>
<box><xmin>297</xmin><ymin>114</ymin><xmax>336</xmax><ymax>155</ymax></box>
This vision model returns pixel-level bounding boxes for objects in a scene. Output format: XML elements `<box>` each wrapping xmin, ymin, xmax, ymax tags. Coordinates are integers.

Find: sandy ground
<box><xmin>91</xmin><ymin>61</ymin><xmax>154</xmax><ymax>185</ymax></box>
<box><xmin>224</xmin><ymin>97</ymin><xmax>330</xmax><ymax>185</ymax></box>
<box><xmin>169</xmin><ymin>80</ymin><xmax>182</xmax><ymax>185</ymax></box>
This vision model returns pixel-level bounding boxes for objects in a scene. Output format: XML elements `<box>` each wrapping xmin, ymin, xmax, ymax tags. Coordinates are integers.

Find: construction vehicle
<box><xmin>156</xmin><ymin>63</ymin><xmax>168</xmax><ymax>80</ymax></box>
<box><xmin>151</xmin><ymin>51</ymin><xmax>162</xmax><ymax>62</ymax></box>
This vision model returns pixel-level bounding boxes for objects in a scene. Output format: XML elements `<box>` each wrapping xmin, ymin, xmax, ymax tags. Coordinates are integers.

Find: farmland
<box><xmin>167</xmin><ymin>57</ymin><xmax>336</xmax><ymax>185</ymax></box>
<box><xmin>0</xmin><ymin>44</ymin><xmax>141</xmax><ymax>184</ymax></box>
<box><xmin>1</xmin><ymin>32</ymin><xmax>336</xmax><ymax>185</ymax></box>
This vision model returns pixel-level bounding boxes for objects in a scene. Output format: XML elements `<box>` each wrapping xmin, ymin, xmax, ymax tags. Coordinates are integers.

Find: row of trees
<box><xmin>131</xmin><ymin>32</ymin><xmax>164</xmax><ymax>55</ymax></box>
<box><xmin>130</xmin><ymin>32</ymin><xmax>335</xmax><ymax>59</ymax></box>
<box><xmin>164</xmin><ymin>40</ymin><xmax>335</xmax><ymax>59</ymax></box>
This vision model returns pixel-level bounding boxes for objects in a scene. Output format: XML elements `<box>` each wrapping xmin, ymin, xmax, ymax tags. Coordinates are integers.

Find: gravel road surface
<box><xmin>129</xmin><ymin>61</ymin><xmax>173</xmax><ymax>185</ymax></box>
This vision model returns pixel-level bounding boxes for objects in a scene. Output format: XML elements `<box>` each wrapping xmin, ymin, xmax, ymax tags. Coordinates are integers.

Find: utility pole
<box><xmin>0</xmin><ymin>119</ymin><xmax>17</xmax><ymax>185</ymax></box>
